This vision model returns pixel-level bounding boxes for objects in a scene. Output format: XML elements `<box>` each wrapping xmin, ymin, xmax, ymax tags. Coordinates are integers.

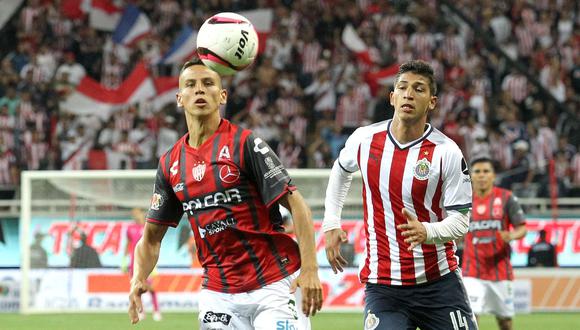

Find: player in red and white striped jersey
<box><xmin>128</xmin><ymin>59</ymin><xmax>322</xmax><ymax>329</ymax></box>
<box><xmin>323</xmin><ymin>60</ymin><xmax>477</xmax><ymax>330</ymax></box>
<box><xmin>462</xmin><ymin>158</ymin><xmax>527</xmax><ymax>330</ymax></box>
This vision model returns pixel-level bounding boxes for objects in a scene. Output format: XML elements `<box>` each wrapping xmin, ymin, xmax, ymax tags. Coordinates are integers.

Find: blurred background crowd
<box><xmin>0</xmin><ymin>0</ymin><xmax>578</xmax><ymax>200</ymax></box>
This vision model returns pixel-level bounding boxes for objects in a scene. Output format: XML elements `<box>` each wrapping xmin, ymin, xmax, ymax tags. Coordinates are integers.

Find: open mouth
<box><xmin>195</xmin><ymin>98</ymin><xmax>207</xmax><ymax>106</ymax></box>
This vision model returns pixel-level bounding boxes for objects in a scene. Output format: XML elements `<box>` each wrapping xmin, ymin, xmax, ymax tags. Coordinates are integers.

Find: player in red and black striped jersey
<box><xmin>462</xmin><ymin>158</ymin><xmax>527</xmax><ymax>330</ymax></box>
<box><xmin>128</xmin><ymin>59</ymin><xmax>322</xmax><ymax>329</ymax></box>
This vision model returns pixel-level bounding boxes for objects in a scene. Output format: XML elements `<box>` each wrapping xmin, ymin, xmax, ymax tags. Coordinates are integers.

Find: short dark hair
<box><xmin>470</xmin><ymin>157</ymin><xmax>496</xmax><ymax>172</ymax></box>
<box><xmin>179</xmin><ymin>57</ymin><xmax>223</xmax><ymax>88</ymax></box>
<box><xmin>180</xmin><ymin>57</ymin><xmax>205</xmax><ymax>74</ymax></box>
<box><xmin>395</xmin><ymin>60</ymin><xmax>437</xmax><ymax>95</ymax></box>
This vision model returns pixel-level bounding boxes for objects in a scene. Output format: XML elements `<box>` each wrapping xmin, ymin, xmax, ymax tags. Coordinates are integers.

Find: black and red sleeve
<box><xmin>146</xmin><ymin>159</ymin><xmax>184</xmax><ymax>227</ymax></box>
<box><xmin>242</xmin><ymin>133</ymin><xmax>296</xmax><ymax>207</ymax></box>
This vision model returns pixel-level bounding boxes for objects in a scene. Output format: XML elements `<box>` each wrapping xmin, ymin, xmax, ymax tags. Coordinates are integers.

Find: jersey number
<box><xmin>449</xmin><ymin>310</ymin><xmax>469</xmax><ymax>330</ymax></box>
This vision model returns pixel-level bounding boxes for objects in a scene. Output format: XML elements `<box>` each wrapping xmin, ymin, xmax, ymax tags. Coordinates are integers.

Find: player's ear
<box><xmin>220</xmin><ymin>89</ymin><xmax>227</xmax><ymax>105</ymax></box>
<box><xmin>428</xmin><ymin>95</ymin><xmax>437</xmax><ymax>111</ymax></box>
<box><xmin>176</xmin><ymin>91</ymin><xmax>183</xmax><ymax>108</ymax></box>
<box><xmin>389</xmin><ymin>90</ymin><xmax>394</xmax><ymax>106</ymax></box>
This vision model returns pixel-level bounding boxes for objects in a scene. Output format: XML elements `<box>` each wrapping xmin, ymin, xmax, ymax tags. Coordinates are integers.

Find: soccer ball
<box><xmin>196</xmin><ymin>12</ymin><xmax>259</xmax><ymax>76</ymax></box>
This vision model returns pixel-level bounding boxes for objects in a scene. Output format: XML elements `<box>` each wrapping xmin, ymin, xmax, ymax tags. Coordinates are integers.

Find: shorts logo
<box><xmin>276</xmin><ymin>320</ymin><xmax>298</xmax><ymax>330</ymax></box>
<box><xmin>150</xmin><ymin>193</ymin><xmax>163</xmax><ymax>210</ymax></box>
<box><xmin>413</xmin><ymin>158</ymin><xmax>431</xmax><ymax>180</ymax></box>
<box><xmin>202</xmin><ymin>311</ymin><xmax>232</xmax><ymax>325</ymax></box>
<box><xmin>219</xmin><ymin>164</ymin><xmax>240</xmax><ymax>184</ymax></box>
<box><xmin>365</xmin><ymin>311</ymin><xmax>380</xmax><ymax>330</ymax></box>
<box><xmin>192</xmin><ymin>161</ymin><xmax>206</xmax><ymax>181</ymax></box>
<box><xmin>288</xmin><ymin>299</ymin><xmax>298</xmax><ymax>320</ymax></box>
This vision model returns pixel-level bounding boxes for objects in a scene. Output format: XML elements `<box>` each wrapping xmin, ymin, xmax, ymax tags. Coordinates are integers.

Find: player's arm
<box><xmin>128</xmin><ymin>222</ymin><xmax>168</xmax><ymax>324</ymax></box>
<box><xmin>322</xmin><ymin>129</ymin><xmax>360</xmax><ymax>272</ymax></box>
<box><xmin>400</xmin><ymin>148</ymin><xmax>472</xmax><ymax>249</ymax></box>
<box><xmin>500</xmin><ymin>223</ymin><xmax>527</xmax><ymax>242</ymax></box>
<box><xmin>400</xmin><ymin>208</ymin><xmax>470</xmax><ymax>249</ymax></box>
<box><xmin>243</xmin><ymin>133</ymin><xmax>323</xmax><ymax>316</ymax></box>
<box><xmin>499</xmin><ymin>194</ymin><xmax>527</xmax><ymax>242</ymax></box>
<box><xmin>322</xmin><ymin>160</ymin><xmax>353</xmax><ymax>273</ymax></box>
<box><xmin>129</xmin><ymin>157</ymin><xmax>182</xmax><ymax>324</ymax></box>
<box><xmin>279</xmin><ymin>191</ymin><xmax>323</xmax><ymax>316</ymax></box>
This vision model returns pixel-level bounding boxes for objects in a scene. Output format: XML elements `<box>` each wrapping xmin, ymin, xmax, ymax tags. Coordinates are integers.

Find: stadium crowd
<box><xmin>0</xmin><ymin>0</ymin><xmax>578</xmax><ymax>199</ymax></box>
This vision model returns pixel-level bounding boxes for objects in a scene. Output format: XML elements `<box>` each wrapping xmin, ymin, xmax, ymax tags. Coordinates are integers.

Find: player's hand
<box><xmin>128</xmin><ymin>279</ymin><xmax>148</xmax><ymax>324</ymax></box>
<box><xmin>290</xmin><ymin>269</ymin><xmax>323</xmax><ymax>317</ymax></box>
<box><xmin>324</xmin><ymin>229</ymin><xmax>348</xmax><ymax>274</ymax></box>
<box><xmin>499</xmin><ymin>230</ymin><xmax>511</xmax><ymax>242</ymax></box>
<box><xmin>398</xmin><ymin>208</ymin><xmax>427</xmax><ymax>250</ymax></box>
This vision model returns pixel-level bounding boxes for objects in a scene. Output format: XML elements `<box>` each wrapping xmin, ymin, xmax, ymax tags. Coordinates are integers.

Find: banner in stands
<box><xmin>0</xmin><ymin>218</ymin><xmax>579</xmax><ymax>268</ymax></box>
<box><xmin>0</xmin><ymin>268</ymin><xmax>535</xmax><ymax>312</ymax></box>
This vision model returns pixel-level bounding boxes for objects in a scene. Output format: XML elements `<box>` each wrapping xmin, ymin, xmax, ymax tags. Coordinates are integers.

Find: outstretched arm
<box><xmin>128</xmin><ymin>222</ymin><xmax>168</xmax><ymax>324</ymax></box>
<box><xmin>323</xmin><ymin>160</ymin><xmax>353</xmax><ymax>273</ymax></box>
<box><xmin>279</xmin><ymin>190</ymin><xmax>323</xmax><ymax>317</ymax></box>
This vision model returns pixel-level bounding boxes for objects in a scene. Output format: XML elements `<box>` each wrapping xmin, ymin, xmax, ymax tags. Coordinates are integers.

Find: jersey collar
<box><xmin>386</xmin><ymin>119</ymin><xmax>433</xmax><ymax>150</ymax></box>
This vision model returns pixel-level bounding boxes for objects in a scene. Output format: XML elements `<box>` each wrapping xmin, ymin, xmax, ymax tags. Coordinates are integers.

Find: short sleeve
<box><xmin>243</xmin><ymin>133</ymin><xmax>295</xmax><ymax>207</ymax></box>
<box><xmin>441</xmin><ymin>144</ymin><xmax>472</xmax><ymax>211</ymax></box>
<box><xmin>146</xmin><ymin>163</ymin><xmax>184</xmax><ymax>227</ymax></box>
<box><xmin>337</xmin><ymin>128</ymin><xmax>362</xmax><ymax>173</ymax></box>
<box><xmin>505</xmin><ymin>193</ymin><xmax>525</xmax><ymax>226</ymax></box>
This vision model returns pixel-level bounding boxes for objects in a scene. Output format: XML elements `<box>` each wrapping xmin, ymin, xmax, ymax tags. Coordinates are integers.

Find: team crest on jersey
<box><xmin>150</xmin><ymin>193</ymin><xmax>163</xmax><ymax>210</ymax></box>
<box><xmin>364</xmin><ymin>311</ymin><xmax>380</xmax><ymax>330</ymax></box>
<box><xmin>192</xmin><ymin>161</ymin><xmax>206</xmax><ymax>181</ymax></box>
<box><xmin>476</xmin><ymin>204</ymin><xmax>486</xmax><ymax>215</ymax></box>
<box><xmin>413</xmin><ymin>158</ymin><xmax>431</xmax><ymax>180</ymax></box>
<box><xmin>219</xmin><ymin>164</ymin><xmax>240</xmax><ymax>183</ymax></box>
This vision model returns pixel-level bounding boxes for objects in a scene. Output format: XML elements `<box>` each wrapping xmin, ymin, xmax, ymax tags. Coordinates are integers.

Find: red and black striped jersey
<box><xmin>462</xmin><ymin>186</ymin><xmax>526</xmax><ymax>281</ymax></box>
<box><xmin>146</xmin><ymin>119</ymin><xmax>300</xmax><ymax>293</ymax></box>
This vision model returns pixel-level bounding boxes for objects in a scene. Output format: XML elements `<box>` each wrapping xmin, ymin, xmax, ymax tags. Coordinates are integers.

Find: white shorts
<box><xmin>463</xmin><ymin>277</ymin><xmax>514</xmax><ymax>318</ymax></box>
<box><xmin>198</xmin><ymin>271</ymin><xmax>311</xmax><ymax>330</ymax></box>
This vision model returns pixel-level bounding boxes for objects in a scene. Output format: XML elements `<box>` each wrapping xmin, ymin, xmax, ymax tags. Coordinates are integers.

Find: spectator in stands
<box><xmin>55</xmin><ymin>52</ymin><xmax>86</xmax><ymax>85</ymax></box>
<box><xmin>70</xmin><ymin>233</ymin><xmax>102</xmax><ymax>268</ymax></box>
<box><xmin>501</xmin><ymin>140</ymin><xmax>536</xmax><ymax>193</ymax></box>
<box><xmin>155</xmin><ymin>116</ymin><xmax>179</xmax><ymax>160</ymax></box>
<box><xmin>527</xmin><ymin>229</ymin><xmax>557</xmax><ymax>267</ymax></box>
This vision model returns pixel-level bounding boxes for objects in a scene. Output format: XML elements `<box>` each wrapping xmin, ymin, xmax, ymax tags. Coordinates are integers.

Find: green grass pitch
<box><xmin>0</xmin><ymin>312</ymin><xmax>577</xmax><ymax>329</ymax></box>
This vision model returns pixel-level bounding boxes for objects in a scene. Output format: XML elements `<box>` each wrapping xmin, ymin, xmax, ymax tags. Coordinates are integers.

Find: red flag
<box><xmin>341</xmin><ymin>24</ymin><xmax>374</xmax><ymax>65</ymax></box>
<box><xmin>364</xmin><ymin>63</ymin><xmax>400</xmax><ymax>96</ymax></box>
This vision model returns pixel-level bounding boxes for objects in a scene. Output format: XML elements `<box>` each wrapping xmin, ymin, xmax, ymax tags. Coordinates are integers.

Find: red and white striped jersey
<box><xmin>338</xmin><ymin>120</ymin><xmax>472</xmax><ymax>286</ymax></box>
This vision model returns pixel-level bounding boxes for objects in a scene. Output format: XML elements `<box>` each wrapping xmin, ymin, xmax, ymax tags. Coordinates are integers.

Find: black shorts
<box><xmin>363</xmin><ymin>270</ymin><xmax>478</xmax><ymax>330</ymax></box>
